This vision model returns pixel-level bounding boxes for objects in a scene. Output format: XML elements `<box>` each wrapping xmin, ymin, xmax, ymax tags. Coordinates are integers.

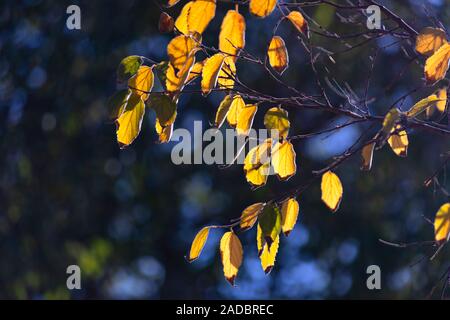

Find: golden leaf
<box><xmin>175</xmin><ymin>0</ymin><xmax>216</xmax><ymax>35</ymax></box>
<box><xmin>220</xmin><ymin>231</ymin><xmax>243</xmax><ymax>286</ymax></box>
<box><xmin>217</xmin><ymin>56</ymin><xmax>236</xmax><ymax>90</ymax></box>
<box><xmin>236</xmin><ymin>104</ymin><xmax>258</xmax><ymax>136</ymax></box>
<box><xmin>271</xmin><ymin>140</ymin><xmax>296</xmax><ymax>181</ymax></box>
<box><xmin>219</xmin><ymin>10</ymin><xmax>246</xmax><ymax>59</ymax></box>
<box><xmin>415</xmin><ymin>27</ymin><xmax>447</xmax><ymax>56</ymax></box>
<box><xmin>240</xmin><ymin>202</ymin><xmax>266</xmax><ymax>231</ymax></box>
<box><xmin>321</xmin><ymin>170</ymin><xmax>343</xmax><ymax>212</ymax></box>
<box><xmin>226</xmin><ymin>95</ymin><xmax>245</xmax><ymax>127</ymax></box>
<box><xmin>406</xmin><ymin>94</ymin><xmax>439</xmax><ymax>118</ymax></box>
<box><xmin>167</xmin><ymin>35</ymin><xmax>199</xmax><ymax>72</ymax></box>
<box><xmin>187</xmin><ymin>227</ymin><xmax>210</xmax><ymax>262</ymax></box>
<box><xmin>434</xmin><ymin>203</ymin><xmax>450</xmax><ymax>242</ymax></box>
<box><xmin>268</xmin><ymin>36</ymin><xmax>289</xmax><ymax>74</ymax></box>
<box><xmin>381</xmin><ymin>108</ymin><xmax>401</xmax><ymax>136</ymax></box>
<box><xmin>155</xmin><ymin>119</ymin><xmax>173</xmax><ymax>143</ymax></box>
<box><xmin>201</xmin><ymin>54</ymin><xmax>225</xmax><ymax>95</ymax></box>
<box><xmin>128</xmin><ymin>65</ymin><xmax>154</xmax><ymax>101</ymax></box>
<box><xmin>257</xmin><ymin>223</ymin><xmax>279</xmax><ymax>274</ymax></box>
<box><xmin>287</xmin><ymin>11</ymin><xmax>308</xmax><ymax>35</ymax></box>
<box><xmin>215</xmin><ymin>95</ymin><xmax>233</xmax><ymax>128</ymax></box>
<box><xmin>249</xmin><ymin>0</ymin><xmax>277</xmax><ymax>18</ymax></box>
<box><xmin>264</xmin><ymin>106</ymin><xmax>290</xmax><ymax>139</ymax></box>
<box><xmin>424</xmin><ymin>42</ymin><xmax>450</xmax><ymax>85</ymax></box>
<box><xmin>388</xmin><ymin>125</ymin><xmax>408</xmax><ymax>157</ymax></box>
<box><xmin>244</xmin><ymin>139</ymin><xmax>272</xmax><ymax>187</ymax></box>
<box><xmin>116</xmin><ymin>93</ymin><xmax>145</xmax><ymax>148</ymax></box>
<box><xmin>281</xmin><ymin>198</ymin><xmax>299</xmax><ymax>236</ymax></box>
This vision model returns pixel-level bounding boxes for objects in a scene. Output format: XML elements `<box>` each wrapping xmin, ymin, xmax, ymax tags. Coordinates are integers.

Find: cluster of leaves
<box><xmin>107</xmin><ymin>0</ymin><xmax>450</xmax><ymax>286</ymax></box>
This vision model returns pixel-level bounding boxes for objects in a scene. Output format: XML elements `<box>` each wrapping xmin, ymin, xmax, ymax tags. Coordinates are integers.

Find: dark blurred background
<box><xmin>0</xmin><ymin>0</ymin><xmax>449</xmax><ymax>299</ymax></box>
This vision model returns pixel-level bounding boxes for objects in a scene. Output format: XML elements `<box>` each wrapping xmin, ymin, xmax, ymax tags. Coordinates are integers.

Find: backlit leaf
<box><xmin>155</xmin><ymin>119</ymin><xmax>174</xmax><ymax>143</ymax></box>
<box><xmin>382</xmin><ymin>108</ymin><xmax>400</xmax><ymax>136</ymax></box>
<box><xmin>226</xmin><ymin>95</ymin><xmax>245</xmax><ymax>127</ymax></box>
<box><xmin>107</xmin><ymin>89</ymin><xmax>131</xmax><ymax>120</ymax></box>
<box><xmin>415</xmin><ymin>27</ymin><xmax>447</xmax><ymax>56</ymax></box>
<box><xmin>219</xmin><ymin>231</ymin><xmax>243</xmax><ymax>286</ymax></box>
<box><xmin>271</xmin><ymin>140</ymin><xmax>296</xmax><ymax>181</ymax></box>
<box><xmin>219</xmin><ymin>10</ymin><xmax>246</xmax><ymax>59</ymax></box>
<box><xmin>117</xmin><ymin>56</ymin><xmax>143</xmax><ymax>82</ymax></box>
<box><xmin>388</xmin><ymin>125</ymin><xmax>408</xmax><ymax>157</ymax></box>
<box><xmin>434</xmin><ymin>203</ymin><xmax>450</xmax><ymax>242</ymax></box>
<box><xmin>424</xmin><ymin>42</ymin><xmax>450</xmax><ymax>85</ymax></box>
<box><xmin>240</xmin><ymin>202</ymin><xmax>266</xmax><ymax>231</ymax></box>
<box><xmin>128</xmin><ymin>65</ymin><xmax>154</xmax><ymax>101</ymax></box>
<box><xmin>201</xmin><ymin>54</ymin><xmax>225</xmax><ymax>95</ymax></box>
<box><xmin>436</xmin><ymin>87</ymin><xmax>448</xmax><ymax>113</ymax></box>
<box><xmin>406</xmin><ymin>94</ymin><xmax>439</xmax><ymax>118</ymax></box>
<box><xmin>249</xmin><ymin>0</ymin><xmax>277</xmax><ymax>18</ymax></box>
<box><xmin>187</xmin><ymin>227</ymin><xmax>210</xmax><ymax>262</ymax></box>
<box><xmin>281</xmin><ymin>198</ymin><xmax>299</xmax><ymax>236</ymax></box>
<box><xmin>264</xmin><ymin>106</ymin><xmax>290</xmax><ymax>139</ymax></box>
<box><xmin>244</xmin><ymin>139</ymin><xmax>272</xmax><ymax>187</ymax></box>
<box><xmin>148</xmin><ymin>94</ymin><xmax>177</xmax><ymax>127</ymax></box>
<box><xmin>321</xmin><ymin>170</ymin><xmax>343</xmax><ymax>212</ymax></box>
<box><xmin>236</xmin><ymin>104</ymin><xmax>257</xmax><ymax>136</ymax></box>
<box><xmin>268</xmin><ymin>36</ymin><xmax>289</xmax><ymax>74</ymax></box>
<box><xmin>217</xmin><ymin>56</ymin><xmax>236</xmax><ymax>90</ymax></box>
<box><xmin>360</xmin><ymin>142</ymin><xmax>375</xmax><ymax>171</ymax></box>
<box><xmin>116</xmin><ymin>93</ymin><xmax>145</xmax><ymax>148</ymax></box>
<box><xmin>215</xmin><ymin>95</ymin><xmax>233</xmax><ymax>128</ymax></box>
<box><xmin>257</xmin><ymin>223</ymin><xmax>279</xmax><ymax>274</ymax></box>
<box><xmin>167</xmin><ymin>35</ymin><xmax>199</xmax><ymax>72</ymax></box>
<box><xmin>287</xmin><ymin>11</ymin><xmax>308</xmax><ymax>35</ymax></box>
<box><xmin>259</xmin><ymin>204</ymin><xmax>281</xmax><ymax>246</ymax></box>
<box><xmin>175</xmin><ymin>0</ymin><xmax>216</xmax><ymax>35</ymax></box>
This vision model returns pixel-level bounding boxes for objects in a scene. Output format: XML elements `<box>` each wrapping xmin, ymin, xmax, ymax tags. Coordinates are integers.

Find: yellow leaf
<box><xmin>201</xmin><ymin>54</ymin><xmax>225</xmax><ymax>95</ymax></box>
<box><xmin>360</xmin><ymin>142</ymin><xmax>375</xmax><ymax>171</ymax></box>
<box><xmin>287</xmin><ymin>11</ymin><xmax>308</xmax><ymax>35</ymax></box>
<box><xmin>187</xmin><ymin>227</ymin><xmax>210</xmax><ymax>262</ymax></box>
<box><xmin>321</xmin><ymin>170</ymin><xmax>343</xmax><ymax>212</ymax></box>
<box><xmin>167</xmin><ymin>35</ymin><xmax>199</xmax><ymax>72</ymax></box>
<box><xmin>107</xmin><ymin>89</ymin><xmax>131</xmax><ymax>120</ymax></box>
<box><xmin>257</xmin><ymin>223</ymin><xmax>279</xmax><ymax>274</ymax></box>
<box><xmin>268</xmin><ymin>36</ymin><xmax>289</xmax><ymax>74</ymax></box>
<box><xmin>388</xmin><ymin>125</ymin><xmax>408</xmax><ymax>157</ymax></box>
<box><xmin>175</xmin><ymin>0</ymin><xmax>216</xmax><ymax>35</ymax></box>
<box><xmin>217</xmin><ymin>56</ymin><xmax>236</xmax><ymax>90</ymax></box>
<box><xmin>166</xmin><ymin>56</ymin><xmax>196</xmax><ymax>93</ymax></box>
<box><xmin>165</xmin><ymin>0</ymin><xmax>181</xmax><ymax>8</ymax></box>
<box><xmin>227</xmin><ymin>95</ymin><xmax>245</xmax><ymax>127</ymax></box>
<box><xmin>128</xmin><ymin>66</ymin><xmax>154</xmax><ymax>101</ymax></box>
<box><xmin>406</xmin><ymin>94</ymin><xmax>439</xmax><ymax>118</ymax></box>
<box><xmin>219</xmin><ymin>10</ymin><xmax>246</xmax><ymax>59</ymax></box>
<box><xmin>436</xmin><ymin>87</ymin><xmax>448</xmax><ymax>113</ymax></box>
<box><xmin>116</xmin><ymin>93</ymin><xmax>145</xmax><ymax>148</ymax></box>
<box><xmin>186</xmin><ymin>60</ymin><xmax>204</xmax><ymax>83</ymax></box>
<box><xmin>244</xmin><ymin>139</ymin><xmax>272</xmax><ymax>187</ymax></box>
<box><xmin>381</xmin><ymin>108</ymin><xmax>400</xmax><ymax>136</ymax></box>
<box><xmin>259</xmin><ymin>205</ymin><xmax>281</xmax><ymax>245</ymax></box>
<box><xmin>271</xmin><ymin>140</ymin><xmax>296</xmax><ymax>181</ymax></box>
<box><xmin>415</xmin><ymin>27</ymin><xmax>447</xmax><ymax>56</ymax></box>
<box><xmin>264</xmin><ymin>106</ymin><xmax>290</xmax><ymax>139</ymax></box>
<box><xmin>219</xmin><ymin>231</ymin><xmax>243</xmax><ymax>286</ymax></box>
<box><xmin>424</xmin><ymin>42</ymin><xmax>450</xmax><ymax>85</ymax></box>
<box><xmin>249</xmin><ymin>0</ymin><xmax>277</xmax><ymax>18</ymax></box>
<box><xmin>281</xmin><ymin>198</ymin><xmax>299</xmax><ymax>236</ymax></box>
<box><xmin>148</xmin><ymin>94</ymin><xmax>177</xmax><ymax>127</ymax></box>
<box><xmin>155</xmin><ymin>119</ymin><xmax>173</xmax><ymax>143</ymax></box>
<box><xmin>240</xmin><ymin>202</ymin><xmax>266</xmax><ymax>231</ymax></box>
<box><xmin>236</xmin><ymin>104</ymin><xmax>258</xmax><ymax>136</ymax></box>
<box><xmin>215</xmin><ymin>95</ymin><xmax>233</xmax><ymax>128</ymax></box>
<box><xmin>434</xmin><ymin>203</ymin><xmax>450</xmax><ymax>242</ymax></box>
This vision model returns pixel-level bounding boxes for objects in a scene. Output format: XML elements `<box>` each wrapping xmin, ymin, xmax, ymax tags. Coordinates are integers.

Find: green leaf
<box><xmin>154</xmin><ymin>61</ymin><xmax>170</xmax><ymax>90</ymax></box>
<box><xmin>107</xmin><ymin>89</ymin><xmax>131</xmax><ymax>120</ymax></box>
<box><xmin>258</xmin><ymin>204</ymin><xmax>281</xmax><ymax>247</ymax></box>
<box><xmin>148</xmin><ymin>94</ymin><xmax>177</xmax><ymax>127</ymax></box>
<box><xmin>117</xmin><ymin>56</ymin><xmax>143</xmax><ymax>82</ymax></box>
